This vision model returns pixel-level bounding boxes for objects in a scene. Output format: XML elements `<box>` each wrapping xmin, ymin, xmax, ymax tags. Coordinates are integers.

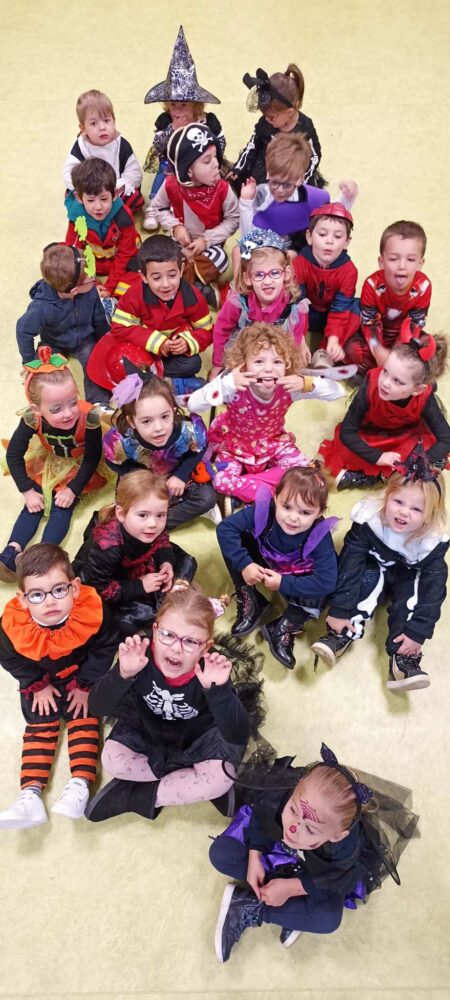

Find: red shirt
<box><xmin>109</xmin><ymin>274</ymin><xmax>212</xmax><ymax>355</ymax></box>
<box><xmin>293</xmin><ymin>248</ymin><xmax>358</xmax><ymax>344</ymax></box>
<box><xmin>360</xmin><ymin>269</ymin><xmax>431</xmax><ymax>348</ymax></box>
<box><xmin>66</xmin><ymin>204</ymin><xmax>140</xmax><ymax>296</ymax></box>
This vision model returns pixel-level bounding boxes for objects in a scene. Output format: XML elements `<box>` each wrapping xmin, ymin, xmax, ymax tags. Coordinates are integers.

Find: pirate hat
<box><xmin>144</xmin><ymin>26</ymin><xmax>220</xmax><ymax>105</ymax></box>
<box><xmin>167</xmin><ymin>124</ymin><xmax>222</xmax><ymax>185</ymax></box>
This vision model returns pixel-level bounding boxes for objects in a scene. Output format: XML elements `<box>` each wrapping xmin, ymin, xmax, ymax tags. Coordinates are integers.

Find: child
<box><xmin>188</xmin><ymin>322</ymin><xmax>345</xmax><ymax>503</ymax></box>
<box><xmin>210</xmin><ymin>228</ymin><xmax>310</xmax><ymax>380</ymax></box>
<box><xmin>217</xmin><ymin>467</ymin><xmax>338</xmax><ymax>669</ymax></box>
<box><xmin>16</xmin><ymin>243</ymin><xmax>110</xmax><ymax>403</ymax></box>
<box><xmin>312</xmin><ymin>450</ymin><xmax>448</xmax><ymax>691</ymax></box>
<box><xmin>63</xmin><ymin>89</ymin><xmax>144</xmax><ymax>214</ymax></box>
<box><xmin>85</xmin><ymin>586</ymin><xmax>264</xmax><ymax>823</ymax></box>
<box><xmin>345</xmin><ymin>220</ymin><xmax>431</xmax><ymax>376</ymax></box>
<box><xmin>293</xmin><ymin>203</ymin><xmax>360</xmax><ymax>363</ymax></box>
<box><xmin>73</xmin><ymin>469</ymin><xmax>197</xmax><ymax>635</ymax></box>
<box><xmin>0</xmin><ymin>543</ymin><xmax>119</xmax><ymax>829</ymax></box>
<box><xmin>142</xmin><ymin>25</ymin><xmax>225</xmax><ymax>230</ymax></box>
<box><xmin>0</xmin><ymin>350</ymin><xmax>106</xmax><ymax>582</ymax></box>
<box><xmin>65</xmin><ymin>158</ymin><xmax>141</xmax><ymax>299</ymax></box>
<box><xmin>86</xmin><ymin>235</ymin><xmax>212</xmax><ymax>396</ymax></box>
<box><xmin>232</xmin><ymin>65</ymin><xmax>323</xmax><ymax>190</ymax></box>
<box><xmin>151</xmin><ymin>123</ymin><xmax>239</xmax><ymax>308</ymax></box>
<box><xmin>103</xmin><ymin>370</ymin><xmax>219</xmax><ymax>528</ymax></box>
<box><xmin>210</xmin><ymin>743</ymin><xmax>418</xmax><ymax>962</ymax></box>
<box><xmin>319</xmin><ymin>323</ymin><xmax>450</xmax><ymax>490</ymax></box>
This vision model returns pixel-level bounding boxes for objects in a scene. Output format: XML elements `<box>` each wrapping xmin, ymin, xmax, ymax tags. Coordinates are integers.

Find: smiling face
<box><xmin>188</xmin><ymin>145</ymin><xmax>220</xmax><ymax>187</ymax></box>
<box><xmin>378</xmin><ymin>235</ymin><xmax>424</xmax><ymax>294</ymax></box>
<box><xmin>152</xmin><ymin>608</ymin><xmax>211</xmax><ymax>678</ymax></box>
<box><xmin>80</xmin><ymin>186</ymin><xmax>114</xmax><ymax>222</ymax></box>
<box><xmin>81</xmin><ymin>111</ymin><xmax>116</xmax><ymax>146</ymax></box>
<box><xmin>35</xmin><ymin>377</ymin><xmax>80</xmax><ymax>429</ymax></box>
<box><xmin>245</xmin><ymin>344</ymin><xmax>286</xmax><ymax>399</ymax></box>
<box><xmin>142</xmin><ymin>259</ymin><xmax>182</xmax><ymax>302</ymax></box>
<box><xmin>128</xmin><ymin>393</ymin><xmax>175</xmax><ymax>447</ymax></box>
<box><xmin>377</xmin><ymin>352</ymin><xmax>425</xmax><ymax>402</ymax></box>
<box><xmin>19</xmin><ymin>565</ymin><xmax>80</xmax><ymax>627</ymax></box>
<box><xmin>307</xmin><ymin>217</ymin><xmax>350</xmax><ymax>268</ymax></box>
<box><xmin>274</xmin><ymin>487</ymin><xmax>321</xmax><ymax>535</ymax></box>
<box><xmin>244</xmin><ymin>249</ymin><xmax>289</xmax><ymax>305</ymax></box>
<box><xmin>281</xmin><ymin>778</ymin><xmax>348</xmax><ymax>850</ymax></box>
<box><xmin>116</xmin><ymin>490</ymin><xmax>168</xmax><ymax>543</ymax></box>
<box><xmin>384</xmin><ymin>482</ymin><xmax>425</xmax><ymax>534</ymax></box>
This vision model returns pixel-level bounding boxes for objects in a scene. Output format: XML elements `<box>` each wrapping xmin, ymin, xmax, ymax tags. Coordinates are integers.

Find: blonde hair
<box><xmin>40</xmin><ymin>245</ymin><xmax>86</xmax><ymax>293</ymax></box>
<box><xmin>380</xmin><ymin>220</ymin><xmax>427</xmax><ymax>256</ymax></box>
<box><xmin>298</xmin><ymin>765</ymin><xmax>360</xmax><ymax>833</ymax></box>
<box><xmin>77</xmin><ymin>89</ymin><xmax>115</xmax><ymax>128</ymax></box>
<box><xmin>223</xmin><ymin>321</ymin><xmax>301</xmax><ymax>374</ymax></box>
<box><xmin>381</xmin><ymin>471</ymin><xmax>447</xmax><ymax>540</ymax></box>
<box><xmin>265</xmin><ymin>132</ymin><xmax>311</xmax><ymax>180</ymax></box>
<box><xmin>27</xmin><ymin>368</ymin><xmax>77</xmax><ymax>408</ymax></box>
<box><xmin>266</xmin><ymin>64</ymin><xmax>304</xmax><ymax>111</ymax></box>
<box><xmin>155</xmin><ymin>584</ymin><xmax>215</xmax><ymax>637</ymax></box>
<box><xmin>390</xmin><ymin>337</ymin><xmax>447</xmax><ymax>385</ymax></box>
<box><xmin>99</xmin><ymin>470</ymin><xmax>169</xmax><ymax>524</ymax></box>
<box><xmin>236</xmin><ymin>246</ymin><xmax>299</xmax><ymax>300</ymax></box>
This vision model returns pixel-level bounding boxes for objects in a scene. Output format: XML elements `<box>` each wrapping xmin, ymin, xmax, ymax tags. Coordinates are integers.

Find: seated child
<box><xmin>231</xmin><ymin>64</ymin><xmax>324</xmax><ymax>189</ymax></box>
<box><xmin>345</xmin><ymin>220</ymin><xmax>431</xmax><ymax>377</ymax></box>
<box><xmin>63</xmin><ymin>89</ymin><xmax>144</xmax><ymax>213</ymax></box>
<box><xmin>211</xmin><ymin>744</ymin><xmax>418</xmax><ymax>962</ymax></box>
<box><xmin>293</xmin><ymin>203</ymin><xmax>360</xmax><ymax>363</ymax></box>
<box><xmin>319</xmin><ymin>323</ymin><xmax>450</xmax><ymax>490</ymax></box>
<box><xmin>103</xmin><ymin>369</ymin><xmax>219</xmax><ymax>528</ymax></box>
<box><xmin>210</xmin><ymin>228</ymin><xmax>310</xmax><ymax>381</ymax></box>
<box><xmin>217</xmin><ymin>467</ymin><xmax>338</xmax><ymax>669</ymax></box>
<box><xmin>188</xmin><ymin>322</ymin><xmax>345</xmax><ymax>504</ymax></box>
<box><xmin>151</xmin><ymin>123</ymin><xmax>239</xmax><ymax>308</ymax></box>
<box><xmin>0</xmin><ymin>543</ymin><xmax>119</xmax><ymax>830</ymax></box>
<box><xmin>85</xmin><ymin>586</ymin><xmax>264</xmax><ymax>823</ymax></box>
<box><xmin>142</xmin><ymin>25</ymin><xmax>226</xmax><ymax>230</ymax></box>
<box><xmin>312</xmin><ymin>451</ymin><xmax>448</xmax><ymax>692</ymax></box>
<box><xmin>65</xmin><ymin>158</ymin><xmax>141</xmax><ymax>300</ymax></box>
<box><xmin>0</xmin><ymin>349</ymin><xmax>106</xmax><ymax>582</ymax></box>
<box><xmin>16</xmin><ymin>243</ymin><xmax>110</xmax><ymax>403</ymax></box>
<box><xmin>74</xmin><ymin>469</ymin><xmax>197</xmax><ymax>636</ymax></box>
<box><xmin>86</xmin><ymin>235</ymin><xmax>212</xmax><ymax>396</ymax></box>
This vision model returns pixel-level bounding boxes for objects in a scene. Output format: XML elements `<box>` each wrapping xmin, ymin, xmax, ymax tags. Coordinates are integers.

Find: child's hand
<box><xmin>140</xmin><ymin>572</ymin><xmax>164</xmax><ymax>594</ymax></box>
<box><xmin>370</xmin><ymin>342</ymin><xmax>389</xmax><ymax>367</ymax></box>
<box><xmin>326</xmin><ymin>614</ymin><xmax>356</xmax><ymax>634</ymax></box>
<box><xmin>240</xmin><ymin>177</ymin><xmax>257</xmax><ymax>200</ymax></box>
<box><xmin>231</xmin><ymin>366</ymin><xmax>256</xmax><ymax>390</ymax></box>
<box><xmin>168</xmin><ymin>334</ymin><xmax>188</xmax><ymax>355</ymax></box>
<box><xmin>159</xmin><ymin>339</ymin><xmax>173</xmax><ymax>357</ymax></box>
<box><xmin>260</xmin><ymin>878</ymin><xmax>302</xmax><ymax>907</ymax></box>
<box><xmin>376</xmin><ymin>451</ymin><xmax>401</xmax><ymax>467</ymax></box>
<box><xmin>298</xmin><ymin>341</ymin><xmax>312</xmax><ymax>367</ymax></box>
<box><xmin>194</xmin><ymin>650</ymin><xmax>232</xmax><ymax>688</ymax></box>
<box><xmin>173</xmin><ymin>225</ymin><xmax>190</xmax><ymax>247</ymax></box>
<box><xmin>208</xmin><ymin>365</ymin><xmax>222</xmax><ymax>381</ymax></box>
<box><xmin>263</xmin><ymin>568</ymin><xmax>282</xmax><ymax>591</ymax></box>
<box><xmin>167</xmin><ymin>475</ymin><xmax>186</xmax><ymax>497</ymax></box>
<box><xmin>97</xmin><ymin>285</ymin><xmax>111</xmax><ymax>299</ymax></box>
<box><xmin>159</xmin><ymin>562</ymin><xmax>174</xmax><ymax>592</ymax></box>
<box><xmin>242</xmin><ymin>562</ymin><xmax>266</xmax><ymax>585</ymax></box>
<box><xmin>66</xmin><ymin>686</ymin><xmax>89</xmax><ymax>720</ymax></box>
<box><xmin>185</xmin><ymin>236</ymin><xmax>207</xmax><ymax>257</ymax></box>
<box><xmin>118</xmin><ymin>635</ymin><xmax>150</xmax><ymax>679</ymax></box>
<box><xmin>326</xmin><ymin>336</ymin><xmax>345</xmax><ymax>363</ymax></box>
<box><xmin>32</xmin><ymin>683</ymin><xmax>61</xmax><ymax>716</ymax></box>
<box><xmin>338</xmin><ymin>179</ymin><xmax>359</xmax><ymax>206</ymax></box>
<box><xmin>277</xmin><ymin>374</ymin><xmax>305</xmax><ymax>393</ymax></box>
<box><xmin>246</xmin><ymin>849</ymin><xmax>265</xmax><ymax>899</ymax></box>
<box><xmin>22</xmin><ymin>488</ymin><xmax>45</xmax><ymax>513</ymax></box>
<box><xmin>393</xmin><ymin>634</ymin><xmax>423</xmax><ymax>657</ymax></box>
<box><xmin>54</xmin><ymin>487</ymin><xmax>76</xmax><ymax>509</ymax></box>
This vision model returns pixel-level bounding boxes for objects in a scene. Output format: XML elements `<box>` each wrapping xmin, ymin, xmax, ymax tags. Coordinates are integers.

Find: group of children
<box><xmin>1</xmin><ymin>25</ymin><xmax>447</xmax><ymax>964</ymax></box>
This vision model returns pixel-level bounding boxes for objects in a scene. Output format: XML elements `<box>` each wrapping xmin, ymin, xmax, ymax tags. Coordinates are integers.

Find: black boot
<box><xmin>231</xmin><ymin>585</ymin><xmax>268</xmax><ymax>637</ymax></box>
<box><xmin>211</xmin><ymin>785</ymin><xmax>236</xmax><ymax>817</ymax></box>
<box><xmin>260</xmin><ymin>616</ymin><xmax>300</xmax><ymax>669</ymax></box>
<box><xmin>85</xmin><ymin>778</ymin><xmax>161</xmax><ymax>823</ymax></box>
<box><xmin>337</xmin><ymin>469</ymin><xmax>382</xmax><ymax>491</ymax></box>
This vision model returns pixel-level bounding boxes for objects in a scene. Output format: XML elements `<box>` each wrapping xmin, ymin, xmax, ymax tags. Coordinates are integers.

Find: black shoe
<box><xmin>0</xmin><ymin>544</ymin><xmax>19</xmax><ymax>582</ymax></box>
<box><xmin>215</xmin><ymin>883</ymin><xmax>263</xmax><ymax>963</ymax></box>
<box><xmin>311</xmin><ymin>629</ymin><xmax>354</xmax><ymax>667</ymax></box>
<box><xmin>337</xmin><ymin>469</ymin><xmax>381</xmax><ymax>491</ymax></box>
<box><xmin>260</xmin><ymin>616</ymin><xmax>301</xmax><ymax>669</ymax></box>
<box><xmin>387</xmin><ymin>654</ymin><xmax>430</xmax><ymax>692</ymax></box>
<box><xmin>196</xmin><ymin>281</ymin><xmax>221</xmax><ymax>310</ymax></box>
<box><xmin>231</xmin><ymin>585</ymin><xmax>268</xmax><ymax>637</ymax></box>
<box><xmin>279</xmin><ymin>927</ymin><xmax>303</xmax><ymax>948</ymax></box>
<box><xmin>211</xmin><ymin>785</ymin><xmax>235</xmax><ymax>817</ymax></box>
<box><xmin>85</xmin><ymin>778</ymin><xmax>161</xmax><ymax>823</ymax></box>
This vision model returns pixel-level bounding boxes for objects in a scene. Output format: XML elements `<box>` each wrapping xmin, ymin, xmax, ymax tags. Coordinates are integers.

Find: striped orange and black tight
<box><xmin>20</xmin><ymin>718</ymin><xmax>100</xmax><ymax>789</ymax></box>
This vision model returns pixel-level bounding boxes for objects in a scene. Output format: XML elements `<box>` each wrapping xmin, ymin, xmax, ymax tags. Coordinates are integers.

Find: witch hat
<box><xmin>144</xmin><ymin>26</ymin><xmax>220</xmax><ymax>105</ymax></box>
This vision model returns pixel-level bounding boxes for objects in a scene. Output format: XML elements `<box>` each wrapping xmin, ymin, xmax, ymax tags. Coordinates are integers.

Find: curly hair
<box><xmin>223</xmin><ymin>322</ymin><xmax>302</xmax><ymax>373</ymax></box>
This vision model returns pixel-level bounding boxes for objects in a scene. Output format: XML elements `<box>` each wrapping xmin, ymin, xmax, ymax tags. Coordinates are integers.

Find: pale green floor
<box><xmin>1</xmin><ymin>2</ymin><xmax>450</xmax><ymax>997</ymax></box>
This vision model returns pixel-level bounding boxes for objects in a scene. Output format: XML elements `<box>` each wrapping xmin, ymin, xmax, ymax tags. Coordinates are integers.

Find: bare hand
<box><xmin>194</xmin><ymin>650</ymin><xmax>232</xmax><ymax>688</ymax></box>
<box><xmin>326</xmin><ymin>614</ymin><xmax>356</xmax><ymax>634</ymax></box>
<box><xmin>208</xmin><ymin>365</ymin><xmax>222</xmax><ymax>381</ymax></box>
<box><xmin>376</xmin><ymin>451</ymin><xmax>401</xmax><ymax>467</ymax></box>
<box><xmin>240</xmin><ymin>177</ymin><xmax>257</xmax><ymax>200</ymax></box>
<box><xmin>159</xmin><ymin>339</ymin><xmax>173</xmax><ymax>357</ymax></box>
<box><xmin>246</xmin><ymin>850</ymin><xmax>265</xmax><ymax>900</ymax></box>
<box><xmin>140</xmin><ymin>572</ymin><xmax>164</xmax><ymax>594</ymax></box>
<box><xmin>185</xmin><ymin>236</ymin><xmax>207</xmax><ymax>257</ymax></box>
<box><xmin>393</xmin><ymin>633</ymin><xmax>423</xmax><ymax>656</ymax></box>
<box><xmin>159</xmin><ymin>561</ymin><xmax>174</xmax><ymax>592</ymax></box>
<box><xmin>66</xmin><ymin>686</ymin><xmax>89</xmax><ymax>719</ymax></box>
<box><xmin>298</xmin><ymin>341</ymin><xmax>312</xmax><ymax>367</ymax></box>
<box><xmin>231</xmin><ymin>366</ymin><xmax>257</xmax><ymax>390</ymax></box>
<box><xmin>173</xmin><ymin>225</ymin><xmax>190</xmax><ymax>247</ymax></box>
<box><xmin>32</xmin><ymin>683</ymin><xmax>61</xmax><ymax>716</ymax></box>
<box><xmin>54</xmin><ymin>487</ymin><xmax>76</xmax><ymax>508</ymax></box>
<box><xmin>167</xmin><ymin>475</ymin><xmax>186</xmax><ymax>497</ymax></box>
<box><xmin>326</xmin><ymin>335</ymin><xmax>345</xmax><ymax>363</ymax></box>
<box><xmin>338</xmin><ymin>179</ymin><xmax>359</xmax><ymax>205</ymax></box>
<box><xmin>260</xmin><ymin>878</ymin><xmax>303</xmax><ymax>907</ymax></box>
<box><xmin>277</xmin><ymin>374</ymin><xmax>305</xmax><ymax>393</ymax></box>
<box><xmin>242</xmin><ymin>562</ymin><xmax>266</xmax><ymax>585</ymax></box>
<box><xmin>168</xmin><ymin>334</ymin><xmax>188</xmax><ymax>355</ymax></box>
<box><xmin>371</xmin><ymin>342</ymin><xmax>389</xmax><ymax>367</ymax></box>
<box><xmin>119</xmin><ymin>635</ymin><xmax>150</xmax><ymax>679</ymax></box>
<box><xmin>22</xmin><ymin>488</ymin><xmax>44</xmax><ymax>513</ymax></box>
<box><xmin>263</xmin><ymin>568</ymin><xmax>282</xmax><ymax>592</ymax></box>
<box><xmin>97</xmin><ymin>284</ymin><xmax>111</xmax><ymax>299</ymax></box>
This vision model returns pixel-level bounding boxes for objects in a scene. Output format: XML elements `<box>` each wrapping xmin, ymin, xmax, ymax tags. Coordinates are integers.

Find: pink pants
<box><xmin>102</xmin><ymin>739</ymin><xmax>234</xmax><ymax>807</ymax></box>
<box><xmin>213</xmin><ymin>447</ymin><xmax>309</xmax><ymax>502</ymax></box>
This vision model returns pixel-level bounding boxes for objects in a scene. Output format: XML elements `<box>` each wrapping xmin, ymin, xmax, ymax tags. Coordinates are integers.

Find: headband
<box><xmin>43</xmin><ymin>240</ymin><xmax>96</xmax><ymax>292</ymax></box>
<box><xmin>243</xmin><ymin>68</ymin><xmax>293</xmax><ymax>112</ymax></box>
<box><xmin>399</xmin><ymin>317</ymin><xmax>436</xmax><ymax>363</ymax></box>
<box><xmin>239</xmin><ymin>227</ymin><xmax>289</xmax><ymax>260</ymax></box>
<box><xmin>23</xmin><ymin>346</ymin><xmax>71</xmax><ymax>401</ymax></box>
<box><xmin>315</xmin><ymin>743</ymin><xmax>373</xmax><ymax>824</ymax></box>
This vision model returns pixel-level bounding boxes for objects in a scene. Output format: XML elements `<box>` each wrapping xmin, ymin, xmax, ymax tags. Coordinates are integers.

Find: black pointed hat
<box><xmin>144</xmin><ymin>26</ymin><xmax>220</xmax><ymax>105</ymax></box>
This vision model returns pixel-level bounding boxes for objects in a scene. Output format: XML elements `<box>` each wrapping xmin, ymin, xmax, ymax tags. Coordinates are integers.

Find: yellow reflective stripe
<box><xmin>145</xmin><ymin>329</ymin><xmax>166</xmax><ymax>353</ymax></box>
<box><xmin>192</xmin><ymin>312</ymin><xmax>213</xmax><ymax>330</ymax></box>
<box><xmin>115</xmin><ymin>282</ymin><xmax>131</xmax><ymax>297</ymax></box>
<box><xmin>178</xmin><ymin>330</ymin><xmax>198</xmax><ymax>355</ymax></box>
<box><xmin>113</xmin><ymin>309</ymin><xmax>141</xmax><ymax>328</ymax></box>
<box><xmin>88</xmin><ymin>242</ymin><xmax>116</xmax><ymax>259</ymax></box>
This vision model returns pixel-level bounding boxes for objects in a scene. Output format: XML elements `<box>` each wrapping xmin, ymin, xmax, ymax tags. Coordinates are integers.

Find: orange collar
<box><xmin>2</xmin><ymin>585</ymin><xmax>104</xmax><ymax>660</ymax></box>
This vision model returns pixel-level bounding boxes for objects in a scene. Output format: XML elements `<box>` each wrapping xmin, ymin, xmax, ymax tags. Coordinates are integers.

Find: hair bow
<box><xmin>399</xmin><ymin>318</ymin><xmax>436</xmax><ymax>363</ymax></box>
<box><xmin>320</xmin><ymin>743</ymin><xmax>373</xmax><ymax>806</ymax></box>
<box><xmin>242</xmin><ymin>67</ymin><xmax>293</xmax><ymax>112</ymax></box>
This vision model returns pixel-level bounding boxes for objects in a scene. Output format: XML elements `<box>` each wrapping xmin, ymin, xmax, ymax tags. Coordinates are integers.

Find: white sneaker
<box><xmin>280</xmin><ymin>928</ymin><xmax>303</xmax><ymax>948</ymax></box>
<box><xmin>51</xmin><ymin>778</ymin><xmax>90</xmax><ymax>819</ymax></box>
<box><xmin>0</xmin><ymin>788</ymin><xmax>48</xmax><ymax>830</ymax></box>
<box><xmin>143</xmin><ymin>202</ymin><xmax>159</xmax><ymax>231</ymax></box>
<box><xmin>201</xmin><ymin>503</ymin><xmax>222</xmax><ymax>526</ymax></box>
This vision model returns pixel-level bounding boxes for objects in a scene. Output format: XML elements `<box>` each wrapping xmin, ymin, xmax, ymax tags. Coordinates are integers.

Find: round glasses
<box><xmin>23</xmin><ymin>583</ymin><xmax>73</xmax><ymax>605</ymax></box>
<box><xmin>154</xmin><ymin>625</ymin><xmax>206</xmax><ymax>654</ymax></box>
<box><xmin>250</xmin><ymin>267</ymin><xmax>285</xmax><ymax>282</ymax></box>
<box><xmin>267</xmin><ymin>178</ymin><xmax>296</xmax><ymax>191</ymax></box>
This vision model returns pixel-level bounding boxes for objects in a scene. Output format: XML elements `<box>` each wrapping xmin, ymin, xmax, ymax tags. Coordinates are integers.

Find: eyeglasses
<box><xmin>267</xmin><ymin>178</ymin><xmax>296</xmax><ymax>191</ymax></box>
<box><xmin>23</xmin><ymin>583</ymin><xmax>73</xmax><ymax>605</ymax></box>
<box><xmin>154</xmin><ymin>625</ymin><xmax>207</xmax><ymax>654</ymax></box>
<box><xmin>250</xmin><ymin>268</ymin><xmax>285</xmax><ymax>282</ymax></box>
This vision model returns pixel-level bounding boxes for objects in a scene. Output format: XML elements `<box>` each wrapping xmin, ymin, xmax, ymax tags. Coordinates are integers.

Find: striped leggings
<box><xmin>20</xmin><ymin>718</ymin><xmax>100</xmax><ymax>789</ymax></box>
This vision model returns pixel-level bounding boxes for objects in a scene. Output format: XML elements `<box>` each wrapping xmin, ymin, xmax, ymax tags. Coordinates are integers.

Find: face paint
<box><xmin>300</xmin><ymin>797</ymin><xmax>319</xmax><ymax>823</ymax></box>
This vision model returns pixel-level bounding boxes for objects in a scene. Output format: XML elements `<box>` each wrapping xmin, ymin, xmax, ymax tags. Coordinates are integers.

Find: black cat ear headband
<box><xmin>242</xmin><ymin>68</ymin><xmax>293</xmax><ymax>112</ymax></box>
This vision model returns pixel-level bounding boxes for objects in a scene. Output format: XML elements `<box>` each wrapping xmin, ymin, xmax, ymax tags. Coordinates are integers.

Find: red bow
<box><xmin>399</xmin><ymin>318</ymin><xmax>435</xmax><ymax>362</ymax></box>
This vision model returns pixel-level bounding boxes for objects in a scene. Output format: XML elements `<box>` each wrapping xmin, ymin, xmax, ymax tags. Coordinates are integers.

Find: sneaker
<box><xmin>215</xmin><ymin>883</ymin><xmax>263</xmax><ymax>963</ymax></box>
<box><xmin>0</xmin><ymin>544</ymin><xmax>19</xmax><ymax>583</ymax></box>
<box><xmin>201</xmin><ymin>503</ymin><xmax>222</xmax><ymax>526</ymax></box>
<box><xmin>143</xmin><ymin>202</ymin><xmax>159</xmax><ymax>231</ymax></box>
<box><xmin>311</xmin><ymin>629</ymin><xmax>354</xmax><ymax>667</ymax></box>
<box><xmin>336</xmin><ymin>469</ymin><xmax>381</xmax><ymax>491</ymax></box>
<box><xmin>280</xmin><ymin>928</ymin><xmax>303</xmax><ymax>948</ymax></box>
<box><xmin>51</xmin><ymin>778</ymin><xmax>90</xmax><ymax>819</ymax></box>
<box><xmin>387</xmin><ymin>654</ymin><xmax>430</xmax><ymax>692</ymax></box>
<box><xmin>0</xmin><ymin>788</ymin><xmax>47</xmax><ymax>830</ymax></box>
<box><xmin>310</xmin><ymin>348</ymin><xmax>334</xmax><ymax>369</ymax></box>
